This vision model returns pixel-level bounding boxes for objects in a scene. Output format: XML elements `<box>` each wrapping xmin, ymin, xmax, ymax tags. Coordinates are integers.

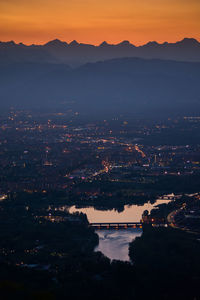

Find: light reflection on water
<box><xmin>95</xmin><ymin>229</ymin><xmax>142</xmax><ymax>261</ymax></box>
<box><xmin>69</xmin><ymin>199</ymin><xmax>171</xmax><ymax>261</ymax></box>
<box><xmin>69</xmin><ymin>199</ymin><xmax>171</xmax><ymax>223</ymax></box>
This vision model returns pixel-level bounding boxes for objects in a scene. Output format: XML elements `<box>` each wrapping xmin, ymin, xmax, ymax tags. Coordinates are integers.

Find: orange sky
<box><xmin>0</xmin><ymin>0</ymin><xmax>199</xmax><ymax>45</ymax></box>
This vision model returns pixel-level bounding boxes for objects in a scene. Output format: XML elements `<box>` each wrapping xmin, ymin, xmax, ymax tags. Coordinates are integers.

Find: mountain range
<box><xmin>1</xmin><ymin>37</ymin><xmax>200</xmax><ymax>66</ymax></box>
<box><xmin>1</xmin><ymin>57</ymin><xmax>200</xmax><ymax>116</ymax></box>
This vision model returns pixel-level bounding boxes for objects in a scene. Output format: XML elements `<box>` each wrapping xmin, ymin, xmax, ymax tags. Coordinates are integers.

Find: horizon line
<box><xmin>0</xmin><ymin>37</ymin><xmax>199</xmax><ymax>47</ymax></box>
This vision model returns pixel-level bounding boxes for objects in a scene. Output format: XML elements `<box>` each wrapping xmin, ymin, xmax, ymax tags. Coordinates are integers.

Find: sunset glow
<box><xmin>0</xmin><ymin>0</ymin><xmax>199</xmax><ymax>45</ymax></box>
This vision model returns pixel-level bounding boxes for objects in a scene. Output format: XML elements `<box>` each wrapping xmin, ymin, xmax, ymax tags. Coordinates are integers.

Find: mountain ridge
<box><xmin>1</xmin><ymin>56</ymin><xmax>200</xmax><ymax>116</ymax></box>
<box><xmin>1</xmin><ymin>37</ymin><xmax>199</xmax><ymax>48</ymax></box>
<box><xmin>0</xmin><ymin>37</ymin><xmax>200</xmax><ymax>66</ymax></box>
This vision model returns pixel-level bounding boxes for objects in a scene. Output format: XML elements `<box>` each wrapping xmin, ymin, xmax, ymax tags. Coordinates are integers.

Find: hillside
<box><xmin>1</xmin><ymin>57</ymin><xmax>200</xmax><ymax>116</ymax></box>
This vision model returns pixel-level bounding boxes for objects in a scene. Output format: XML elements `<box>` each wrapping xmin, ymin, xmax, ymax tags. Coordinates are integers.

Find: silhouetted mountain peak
<box><xmin>45</xmin><ymin>39</ymin><xmax>68</xmax><ymax>47</ymax></box>
<box><xmin>99</xmin><ymin>41</ymin><xmax>110</xmax><ymax>47</ymax></box>
<box><xmin>178</xmin><ymin>38</ymin><xmax>200</xmax><ymax>46</ymax></box>
<box><xmin>69</xmin><ymin>40</ymin><xmax>79</xmax><ymax>46</ymax></box>
<box><xmin>117</xmin><ymin>40</ymin><xmax>134</xmax><ymax>47</ymax></box>
<box><xmin>145</xmin><ymin>41</ymin><xmax>159</xmax><ymax>47</ymax></box>
<box><xmin>0</xmin><ymin>40</ymin><xmax>16</xmax><ymax>47</ymax></box>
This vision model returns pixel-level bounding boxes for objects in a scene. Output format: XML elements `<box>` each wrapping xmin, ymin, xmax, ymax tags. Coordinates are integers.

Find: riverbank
<box><xmin>69</xmin><ymin>197</ymin><xmax>172</xmax><ymax>261</ymax></box>
<box><xmin>1</xmin><ymin>191</ymin><xmax>200</xmax><ymax>299</ymax></box>
<box><xmin>129</xmin><ymin>224</ymin><xmax>200</xmax><ymax>300</ymax></box>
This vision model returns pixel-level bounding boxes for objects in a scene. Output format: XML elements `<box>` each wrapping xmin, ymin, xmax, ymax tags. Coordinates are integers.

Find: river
<box><xmin>69</xmin><ymin>197</ymin><xmax>171</xmax><ymax>261</ymax></box>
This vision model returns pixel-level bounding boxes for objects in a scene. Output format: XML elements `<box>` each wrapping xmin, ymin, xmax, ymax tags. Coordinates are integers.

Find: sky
<box><xmin>0</xmin><ymin>0</ymin><xmax>199</xmax><ymax>45</ymax></box>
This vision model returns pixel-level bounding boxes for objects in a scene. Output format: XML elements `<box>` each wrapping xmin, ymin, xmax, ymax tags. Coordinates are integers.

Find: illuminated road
<box><xmin>134</xmin><ymin>145</ymin><xmax>146</xmax><ymax>158</ymax></box>
<box><xmin>167</xmin><ymin>208</ymin><xmax>199</xmax><ymax>235</ymax></box>
<box><xmin>167</xmin><ymin>210</ymin><xmax>180</xmax><ymax>229</ymax></box>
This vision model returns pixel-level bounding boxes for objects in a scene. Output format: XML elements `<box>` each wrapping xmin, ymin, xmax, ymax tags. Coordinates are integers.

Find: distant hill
<box><xmin>0</xmin><ymin>38</ymin><xmax>200</xmax><ymax>66</ymax></box>
<box><xmin>0</xmin><ymin>57</ymin><xmax>200</xmax><ymax>116</ymax></box>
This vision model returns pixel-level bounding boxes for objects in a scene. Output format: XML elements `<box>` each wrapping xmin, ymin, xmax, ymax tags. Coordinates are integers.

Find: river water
<box><xmin>69</xmin><ymin>198</ymin><xmax>171</xmax><ymax>261</ymax></box>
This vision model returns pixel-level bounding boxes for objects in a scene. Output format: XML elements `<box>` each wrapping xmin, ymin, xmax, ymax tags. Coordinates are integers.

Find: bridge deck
<box><xmin>89</xmin><ymin>222</ymin><xmax>168</xmax><ymax>229</ymax></box>
<box><xmin>90</xmin><ymin>222</ymin><xmax>141</xmax><ymax>225</ymax></box>
<box><xmin>89</xmin><ymin>222</ymin><xmax>143</xmax><ymax>229</ymax></box>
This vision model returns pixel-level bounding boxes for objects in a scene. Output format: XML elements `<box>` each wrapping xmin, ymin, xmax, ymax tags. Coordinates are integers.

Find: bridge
<box><xmin>89</xmin><ymin>222</ymin><xmax>168</xmax><ymax>229</ymax></box>
<box><xmin>89</xmin><ymin>222</ymin><xmax>143</xmax><ymax>229</ymax></box>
